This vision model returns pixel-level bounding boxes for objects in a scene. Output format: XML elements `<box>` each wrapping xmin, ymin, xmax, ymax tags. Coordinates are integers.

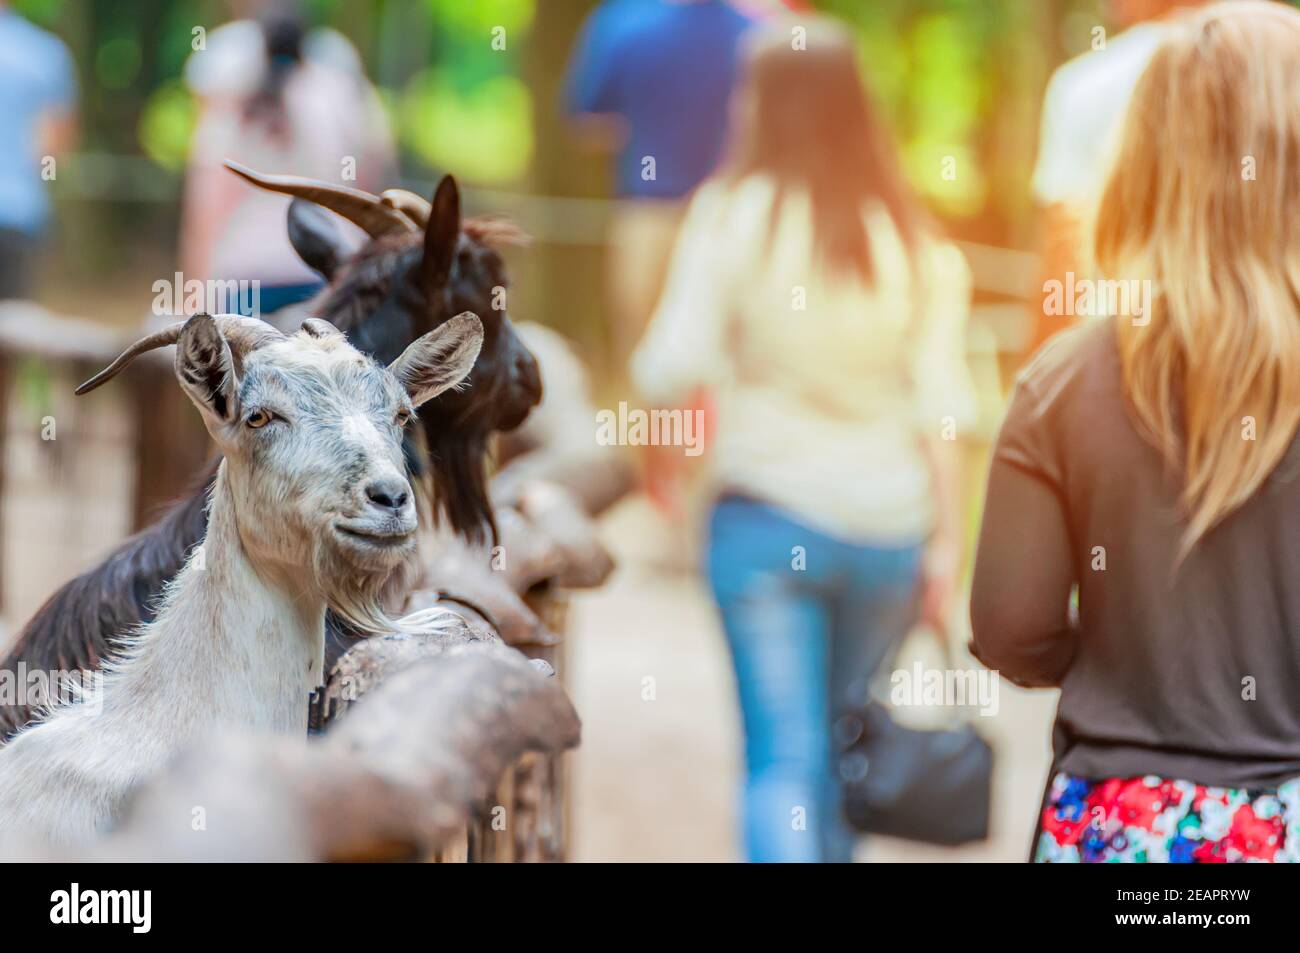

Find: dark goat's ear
<box><xmin>420</xmin><ymin>175</ymin><xmax>461</xmax><ymax>293</ymax></box>
<box><xmin>287</xmin><ymin>197</ymin><xmax>350</xmax><ymax>280</ymax></box>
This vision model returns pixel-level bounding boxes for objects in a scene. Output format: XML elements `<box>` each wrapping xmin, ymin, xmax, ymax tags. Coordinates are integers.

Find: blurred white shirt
<box><xmin>1032</xmin><ymin>22</ymin><xmax>1167</xmax><ymax>208</ymax></box>
<box><xmin>183</xmin><ymin>21</ymin><xmax>393</xmax><ymax>284</ymax></box>
<box><xmin>632</xmin><ymin>175</ymin><xmax>976</xmax><ymax>545</ymax></box>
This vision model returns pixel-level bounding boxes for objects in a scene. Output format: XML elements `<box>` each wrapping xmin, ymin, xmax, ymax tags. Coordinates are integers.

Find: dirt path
<box><xmin>567</xmin><ymin>495</ymin><xmax>1060</xmax><ymax>862</ymax></box>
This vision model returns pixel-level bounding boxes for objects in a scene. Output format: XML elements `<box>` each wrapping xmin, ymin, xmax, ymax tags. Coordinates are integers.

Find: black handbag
<box><xmin>833</xmin><ymin>286</ymin><xmax>993</xmax><ymax>842</ymax></box>
<box><xmin>836</xmin><ymin>674</ymin><xmax>993</xmax><ymax>846</ymax></box>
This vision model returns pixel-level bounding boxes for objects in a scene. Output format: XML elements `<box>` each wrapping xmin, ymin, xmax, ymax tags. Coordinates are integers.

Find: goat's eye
<box><xmin>395</xmin><ymin>408</ymin><xmax>413</xmax><ymax>428</ymax></box>
<box><xmin>246</xmin><ymin>409</ymin><xmax>274</xmax><ymax>429</ymax></box>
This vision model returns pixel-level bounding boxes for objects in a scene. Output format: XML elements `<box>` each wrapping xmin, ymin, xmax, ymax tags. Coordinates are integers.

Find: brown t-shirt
<box><xmin>970</xmin><ymin>319</ymin><xmax>1300</xmax><ymax>788</ymax></box>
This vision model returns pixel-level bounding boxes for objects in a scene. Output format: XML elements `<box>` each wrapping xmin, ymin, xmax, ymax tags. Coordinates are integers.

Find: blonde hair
<box><xmin>1096</xmin><ymin>0</ymin><xmax>1300</xmax><ymax>553</ymax></box>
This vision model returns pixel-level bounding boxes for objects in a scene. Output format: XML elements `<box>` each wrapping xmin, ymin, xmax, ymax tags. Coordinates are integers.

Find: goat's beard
<box><xmin>310</xmin><ymin>459</ymin><xmax>476</xmax><ymax>640</ymax></box>
<box><xmin>313</xmin><ymin>537</ymin><xmax>420</xmax><ymax>636</ymax></box>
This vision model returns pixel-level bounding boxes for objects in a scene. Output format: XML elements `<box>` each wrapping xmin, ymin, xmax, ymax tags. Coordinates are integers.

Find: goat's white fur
<box><xmin>0</xmin><ymin>312</ymin><xmax>483</xmax><ymax>847</ymax></box>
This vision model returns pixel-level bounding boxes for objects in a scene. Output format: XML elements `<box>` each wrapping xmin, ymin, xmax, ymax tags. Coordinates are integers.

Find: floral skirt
<box><xmin>1034</xmin><ymin>772</ymin><xmax>1300</xmax><ymax>863</ymax></box>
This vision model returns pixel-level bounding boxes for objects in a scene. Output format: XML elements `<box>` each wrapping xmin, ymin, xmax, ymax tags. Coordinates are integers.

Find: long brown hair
<box><xmin>1097</xmin><ymin>1</ymin><xmax>1300</xmax><ymax>553</ymax></box>
<box><xmin>725</xmin><ymin>20</ymin><xmax>926</xmax><ymax>284</ymax></box>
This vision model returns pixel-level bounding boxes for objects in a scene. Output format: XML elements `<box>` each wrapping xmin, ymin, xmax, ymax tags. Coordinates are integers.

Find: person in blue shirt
<box><xmin>567</xmin><ymin>0</ymin><xmax>757</xmax><ymax>201</ymax></box>
<box><xmin>0</xmin><ymin>0</ymin><xmax>77</xmax><ymax>300</ymax></box>
<box><xmin>565</xmin><ymin>0</ymin><xmax>758</xmax><ymax>369</ymax></box>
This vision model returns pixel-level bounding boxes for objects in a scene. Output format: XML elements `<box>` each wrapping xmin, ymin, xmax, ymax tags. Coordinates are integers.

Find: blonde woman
<box><xmin>632</xmin><ymin>22</ymin><xmax>976</xmax><ymax>862</ymax></box>
<box><xmin>971</xmin><ymin>1</ymin><xmax>1300</xmax><ymax>863</ymax></box>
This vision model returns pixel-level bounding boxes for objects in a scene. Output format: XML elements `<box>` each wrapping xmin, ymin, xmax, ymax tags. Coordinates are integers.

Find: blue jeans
<box><xmin>706</xmin><ymin>495</ymin><xmax>923</xmax><ymax>862</ymax></box>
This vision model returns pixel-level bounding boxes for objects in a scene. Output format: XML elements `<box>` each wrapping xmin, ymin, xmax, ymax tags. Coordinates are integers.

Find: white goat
<box><xmin>0</xmin><ymin>310</ymin><xmax>483</xmax><ymax>847</ymax></box>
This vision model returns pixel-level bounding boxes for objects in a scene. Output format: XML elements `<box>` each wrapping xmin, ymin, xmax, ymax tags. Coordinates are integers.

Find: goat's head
<box><xmin>226</xmin><ymin>162</ymin><xmax>543</xmax><ymax>545</ymax></box>
<box><xmin>77</xmin><ymin>311</ymin><xmax>483</xmax><ymax>625</ymax></box>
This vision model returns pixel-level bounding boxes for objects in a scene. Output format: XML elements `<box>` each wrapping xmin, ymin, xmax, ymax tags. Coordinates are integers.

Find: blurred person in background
<box><xmin>1025</xmin><ymin>0</ymin><xmax>1207</xmax><ymax>359</ymax></box>
<box><xmin>632</xmin><ymin>22</ymin><xmax>976</xmax><ymax>863</ymax></box>
<box><xmin>973</xmin><ymin>1</ymin><xmax>1300</xmax><ymax>863</ymax></box>
<box><xmin>179</xmin><ymin>0</ymin><xmax>395</xmax><ymax>315</ymax></box>
<box><xmin>0</xmin><ymin>0</ymin><xmax>77</xmax><ymax>300</ymax></box>
<box><xmin>565</xmin><ymin>0</ymin><xmax>768</xmax><ymax>525</ymax></box>
<box><xmin>564</xmin><ymin>0</ymin><xmax>759</xmax><ymax>370</ymax></box>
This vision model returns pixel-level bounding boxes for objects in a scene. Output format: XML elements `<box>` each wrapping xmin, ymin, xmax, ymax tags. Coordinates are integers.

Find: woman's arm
<box><xmin>969</xmin><ymin>453</ymin><xmax>1079</xmax><ymax>687</ymax></box>
<box><xmin>912</xmin><ymin>240</ymin><xmax>978</xmax><ymax>633</ymax></box>
<box><xmin>918</xmin><ymin>434</ymin><xmax>964</xmax><ymax>634</ymax></box>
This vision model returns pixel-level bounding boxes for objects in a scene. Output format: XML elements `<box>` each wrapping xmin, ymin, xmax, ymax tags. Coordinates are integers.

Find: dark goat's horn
<box><xmin>380</xmin><ymin>189</ymin><xmax>432</xmax><ymax>228</ymax></box>
<box><xmin>75</xmin><ymin>314</ymin><xmax>283</xmax><ymax>395</ymax></box>
<box><xmin>300</xmin><ymin>317</ymin><xmax>343</xmax><ymax>339</ymax></box>
<box><xmin>225</xmin><ymin>160</ymin><xmax>418</xmax><ymax>238</ymax></box>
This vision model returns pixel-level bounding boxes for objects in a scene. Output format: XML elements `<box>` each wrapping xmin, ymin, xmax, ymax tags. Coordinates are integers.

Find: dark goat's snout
<box><xmin>515</xmin><ymin>350</ymin><xmax>543</xmax><ymax>405</ymax></box>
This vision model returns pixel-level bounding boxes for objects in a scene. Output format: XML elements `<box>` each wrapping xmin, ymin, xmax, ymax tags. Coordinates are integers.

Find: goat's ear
<box><xmin>419</xmin><ymin>175</ymin><xmax>460</xmax><ymax>293</ymax></box>
<box><xmin>175</xmin><ymin>313</ymin><xmax>240</xmax><ymax>428</ymax></box>
<box><xmin>287</xmin><ymin>197</ymin><xmax>349</xmax><ymax>280</ymax></box>
<box><xmin>388</xmin><ymin>311</ymin><xmax>483</xmax><ymax>408</ymax></box>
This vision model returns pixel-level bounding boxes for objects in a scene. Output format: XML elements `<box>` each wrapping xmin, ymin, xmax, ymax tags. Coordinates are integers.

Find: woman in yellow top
<box><xmin>633</xmin><ymin>21</ymin><xmax>976</xmax><ymax>862</ymax></box>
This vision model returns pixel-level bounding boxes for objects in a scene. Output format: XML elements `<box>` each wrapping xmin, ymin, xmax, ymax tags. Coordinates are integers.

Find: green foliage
<box><xmin>27</xmin><ymin>0</ymin><xmax>1173</xmax><ymax>254</ymax></box>
<box><xmin>400</xmin><ymin>69</ymin><xmax>533</xmax><ymax>182</ymax></box>
<box><xmin>16</xmin><ymin>357</ymin><xmax>55</xmax><ymax>421</ymax></box>
<box><xmin>814</xmin><ymin>0</ymin><xmax>1102</xmax><ymax>234</ymax></box>
<box><xmin>95</xmin><ymin>34</ymin><xmax>142</xmax><ymax>90</ymax></box>
<box><xmin>138</xmin><ymin>79</ymin><xmax>195</xmax><ymax>171</ymax></box>
<box><xmin>155</xmin><ymin>2</ymin><xmax>209</xmax><ymax>78</ymax></box>
<box><xmin>425</xmin><ymin>0</ymin><xmax>534</xmax><ymax>37</ymax></box>
<box><xmin>12</xmin><ymin>0</ymin><xmax>65</xmax><ymax>27</ymax></box>
<box><xmin>395</xmin><ymin>0</ymin><xmax>537</xmax><ymax>182</ymax></box>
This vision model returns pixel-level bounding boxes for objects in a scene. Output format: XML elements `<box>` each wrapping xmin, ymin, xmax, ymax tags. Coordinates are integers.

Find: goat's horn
<box><xmin>225</xmin><ymin>160</ymin><xmax>418</xmax><ymax>238</ymax></box>
<box><xmin>75</xmin><ymin>325</ymin><xmax>184</xmax><ymax>395</ymax></box>
<box><xmin>300</xmin><ymin>317</ymin><xmax>343</xmax><ymax>339</ymax></box>
<box><xmin>380</xmin><ymin>189</ymin><xmax>432</xmax><ymax>228</ymax></box>
<box><xmin>75</xmin><ymin>314</ymin><xmax>284</xmax><ymax>396</ymax></box>
<box><xmin>212</xmin><ymin>314</ymin><xmax>286</xmax><ymax>355</ymax></box>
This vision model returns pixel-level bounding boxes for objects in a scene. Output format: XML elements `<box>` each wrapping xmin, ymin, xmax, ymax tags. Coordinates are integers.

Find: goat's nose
<box><xmin>515</xmin><ymin>353</ymin><xmax>542</xmax><ymax>401</ymax></box>
<box><xmin>364</xmin><ymin>478</ymin><xmax>410</xmax><ymax>514</ymax></box>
